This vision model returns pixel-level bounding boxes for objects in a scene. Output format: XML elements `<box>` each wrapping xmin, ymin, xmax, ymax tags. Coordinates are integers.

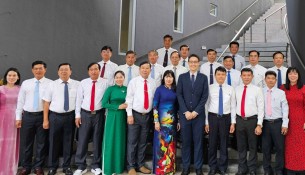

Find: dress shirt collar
<box><xmin>34</xmin><ymin>77</ymin><xmax>46</xmax><ymax>83</ymax></box>
<box><xmin>101</xmin><ymin>59</ymin><xmax>112</xmax><ymax>64</ymax></box>
<box><xmin>126</xmin><ymin>64</ymin><xmax>135</xmax><ymax>68</ymax></box>
<box><xmin>90</xmin><ymin>77</ymin><xmax>102</xmax><ymax>82</ymax></box>
<box><xmin>208</xmin><ymin>61</ymin><xmax>217</xmax><ymax>65</ymax></box>
<box><xmin>264</xmin><ymin>86</ymin><xmax>277</xmax><ymax>93</ymax></box>
<box><xmin>274</xmin><ymin>65</ymin><xmax>284</xmax><ymax>69</ymax></box>
<box><xmin>180</xmin><ymin>57</ymin><xmax>189</xmax><ymax>62</ymax></box>
<box><xmin>140</xmin><ymin>76</ymin><xmax>150</xmax><ymax>82</ymax></box>
<box><xmin>59</xmin><ymin>78</ymin><xmax>71</xmax><ymax>83</ymax></box>
<box><xmin>189</xmin><ymin>71</ymin><xmax>198</xmax><ymax>77</ymax></box>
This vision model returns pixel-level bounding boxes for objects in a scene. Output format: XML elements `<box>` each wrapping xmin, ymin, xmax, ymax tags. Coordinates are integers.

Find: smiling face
<box><xmin>58</xmin><ymin>65</ymin><xmax>72</xmax><ymax>82</ymax></box>
<box><xmin>248</xmin><ymin>51</ymin><xmax>259</xmax><ymax>66</ymax></box>
<box><xmin>188</xmin><ymin>56</ymin><xmax>200</xmax><ymax>72</ymax></box>
<box><xmin>115</xmin><ymin>72</ymin><xmax>125</xmax><ymax>86</ymax></box>
<box><xmin>164</xmin><ymin>74</ymin><xmax>174</xmax><ymax>87</ymax></box>
<box><xmin>170</xmin><ymin>52</ymin><xmax>180</xmax><ymax>66</ymax></box>
<box><xmin>148</xmin><ymin>51</ymin><xmax>158</xmax><ymax>64</ymax></box>
<box><xmin>126</xmin><ymin>53</ymin><xmax>136</xmax><ymax>66</ymax></box>
<box><xmin>288</xmin><ymin>70</ymin><xmax>299</xmax><ymax>85</ymax></box>
<box><xmin>32</xmin><ymin>64</ymin><xmax>46</xmax><ymax>80</ymax></box>
<box><xmin>88</xmin><ymin>64</ymin><xmax>100</xmax><ymax>80</ymax></box>
<box><xmin>265</xmin><ymin>74</ymin><xmax>277</xmax><ymax>89</ymax></box>
<box><xmin>215</xmin><ymin>71</ymin><xmax>226</xmax><ymax>85</ymax></box>
<box><xmin>100</xmin><ymin>49</ymin><xmax>112</xmax><ymax>62</ymax></box>
<box><xmin>223</xmin><ymin>57</ymin><xmax>234</xmax><ymax>70</ymax></box>
<box><xmin>241</xmin><ymin>71</ymin><xmax>254</xmax><ymax>85</ymax></box>
<box><xmin>230</xmin><ymin>44</ymin><xmax>239</xmax><ymax>55</ymax></box>
<box><xmin>273</xmin><ymin>53</ymin><xmax>284</xmax><ymax>68</ymax></box>
<box><xmin>207</xmin><ymin>51</ymin><xmax>217</xmax><ymax>63</ymax></box>
<box><xmin>139</xmin><ymin>63</ymin><xmax>151</xmax><ymax>79</ymax></box>
<box><xmin>6</xmin><ymin>71</ymin><xmax>19</xmax><ymax>85</ymax></box>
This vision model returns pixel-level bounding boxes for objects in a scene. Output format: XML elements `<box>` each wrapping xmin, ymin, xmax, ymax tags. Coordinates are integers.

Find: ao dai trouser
<box><xmin>21</xmin><ymin>111</ymin><xmax>47</xmax><ymax>170</ymax></box>
<box><xmin>75</xmin><ymin>109</ymin><xmax>105</xmax><ymax>170</ymax></box>
<box><xmin>48</xmin><ymin>111</ymin><xmax>75</xmax><ymax>170</ymax></box>
<box><xmin>127</xmin><ymin>110</ymin><xmax>150</xmax><ymax>170</ymax></box>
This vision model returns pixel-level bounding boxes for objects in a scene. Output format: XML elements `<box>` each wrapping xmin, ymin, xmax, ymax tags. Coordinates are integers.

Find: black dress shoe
<box><xmin>249</xmin><ymin>171</ymin><xmax>256</xmax><ymax>175</ymax></box>
<box><xmin>220</xmin><ymin>171</ymin><xmax>228</xmax><ymax>175</ymax></box>
<box><xmin>63</xmin><ymin>168</ymin><xmax>73</xmax><ymax>175</ymax></box>
<box><xmin>181</xmin><ymin>169</ymin><xmax>190</xmax><ymax>175</ymax></box>
<box><xmin>18</xmin><ymin>168</ymin><xmax>31</xmax><ymax>175</ymax></box>
<box><xmin>208</xmin><ymin>169</ymin><xmax>216</xmax><ymax>175</ymax></box>
<box><xmin>47</xmin><ymin>169</ymin><xmax>56</xmax><ymax>175</ymax></box>
<box><xmin>196</xmin><ymin>169</ymin><xmax>203</xmax><ymax>175</ymax></box>
<box><xmin>235</xmin><ymin>171</ymin><xmax>247</xmax><ymax>175</ymax></box>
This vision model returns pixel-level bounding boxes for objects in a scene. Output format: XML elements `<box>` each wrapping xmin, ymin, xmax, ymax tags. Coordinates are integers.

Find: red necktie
<box><xmin>100</xmin><ymin>63</ymin><xmax>106</xmax><ymax>78</ymax></box>
<box><xmin>90</xmin><ymin>81</ymin><xmax>96</xmax><ymax>111</ymax></box>
<box><xmin>241</xmin><ymin>85</ymin><xmax>247</xmax><ymax>117</ymax></box>
<box><xmin>144</xmin><ymin>79</ymin><xmax>149</xmax><ymax>110</ymax></box>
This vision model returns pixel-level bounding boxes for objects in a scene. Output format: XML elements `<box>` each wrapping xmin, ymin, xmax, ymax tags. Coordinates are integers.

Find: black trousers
<box><xmin>21</xmin><ymin>111</ymin><xmax>48</xmax><ymax>170</ymax></box>
<box><xmin>75</xmin><ymin>109</ymin><xmax>104</xmax><ymax>170</ymax></box>
<box><xmin>236</xmin><ymin>116</ymin><xmax>258</xmax><ymax>173</ymax></box>
<box><xmin>208</xmin><ymin>114</ymin><xmax>231</xmax><ymax>172</ymax></box>
<box><xmin>48</xmin><ymin>111</ymin><xmax>75</xmax><ymax>170</ymax></box>
<box><xmin>126</xmin><ymin>110</ymin><xmax>150</xmax><ymax>170</ymax></box>
<box><xmin>262</xmin><ymin>119</ymin><xmax>284</xmax><ymax>174</ymax></box>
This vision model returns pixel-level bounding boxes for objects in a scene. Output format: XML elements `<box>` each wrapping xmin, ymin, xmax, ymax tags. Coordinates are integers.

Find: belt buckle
<box><xmin>243</xmin><ymin>117</ymin><xmax>248</xmax><ymax>120</ymax></box>
<box><xmin>91</xmin><ymin>111</ymin><xmax>96</xmax><ymax>115</ymax></box>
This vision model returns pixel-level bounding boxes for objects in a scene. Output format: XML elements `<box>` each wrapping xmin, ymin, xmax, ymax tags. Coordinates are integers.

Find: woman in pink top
<box><xmin>0</xmin><ymin>67</ymin><xmax>21</xmax><ymax>174</ymax></box>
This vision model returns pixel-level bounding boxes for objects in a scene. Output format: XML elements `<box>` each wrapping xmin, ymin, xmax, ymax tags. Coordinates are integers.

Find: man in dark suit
<box><xmin>177</xmin><ymin>54</ymin><xmax>209</xmax><ymax>175</ymax></box>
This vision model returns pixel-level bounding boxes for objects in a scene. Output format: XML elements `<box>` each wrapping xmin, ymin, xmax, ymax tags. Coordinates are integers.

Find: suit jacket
<box><xmin>177</xmin><ymin>71</ymin><xmax>209</xmax><ymax>122</ymax></box>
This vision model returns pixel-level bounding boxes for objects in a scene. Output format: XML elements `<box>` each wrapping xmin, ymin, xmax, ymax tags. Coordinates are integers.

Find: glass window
<box><xmin>210</xmin><ymin>3</ymin><xmax>217</xmax><ymax>17</ymax></box>
<box><xmin>174</xmin><ymin>0</ymin><xmax>184</xmax><ymax>32</ymax></box>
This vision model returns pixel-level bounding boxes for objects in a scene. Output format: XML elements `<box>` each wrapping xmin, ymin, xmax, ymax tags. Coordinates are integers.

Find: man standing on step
<box><xmin>16</xmin><ymin>60</ymin><xmax>52</xmax><ymax>175</ymax></box>
<box><xmin>98</xmin><ymin>45</ymin><xmax>118</xmax><ymax>85</ymax></box>
<box><xmin>268</xmin><ymin>51</ymin><xmax>288</xmax><ymax>88</ymax></box>
<box><xmin>179</xmin><ymin>44</ymin><xmax>190</xmax><ymax>70</ymax></box>
<box><xmin>163</xmin><ymin>51</ymin><xmax>188</xmax><ymax>83</ymax></box>
<box><xmin>229</xmin><ymin>41</ymin><xmax>246</xmax><ymax>71</ymax></box>
<box><xmin>235</xmin><ymin>68</ymin><xmax>264</xmax><ymax>175</ymax></box>
<box><xmin>74</xmin><ymin>63</ymin><xmax>109</xmax><ymax>175</ymax></box>
<box><xmin>200</xmin><ymin>49</ymin><xmax>222</xmax><ymax>85</ymax></box>
<box><xmin>205</xmin><ymin>66</ymin><xmax>236</xmax><ymax>175</ymax></box>
<box><xmin>126</xmin><ymin>61</ymin><xmax>157</xmax><ymax>175</ymax></box>
<box><xmin>148</xmin><ymin>50</ymin><xmax>164</xmax><ymax>87</ymax></box>
<box><xmin>262</xmin><ymin>70</ymin><xmax>288</xmax><ymax>175</ymax></box>
<box><xmin>157</xmin><ymin>34</ymin><xmax>177</xmax><ymax>67</ymax></box>
<box><xmin>43</xmin><ymin>63</ymin><xmax>80</xmax><ymax>175</ymax></box>
<box><xmin>243</xmin><ymin>50</ymin><xmax>267</xmax><ymax>88</ymax></box>
<box><xmin>177</xmin><ymin>54</ymin><xmax>209</xmax><ymax>175</ymax></box>
<box><xmin>116</xmin><ymin>50</ymin><xmax>139</xmax><ymax>86</ymax></box>
<box><xmin>223</xmin><ymin>55</ymin><xmax>241</xmax><ymax>88</ymax></box>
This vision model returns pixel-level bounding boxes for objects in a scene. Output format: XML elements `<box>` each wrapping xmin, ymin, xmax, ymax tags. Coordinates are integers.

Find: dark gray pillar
<box><xmin>286</xmin><ymin>0</ymin><xmax>305</xmax><ymax>82</ymax></box>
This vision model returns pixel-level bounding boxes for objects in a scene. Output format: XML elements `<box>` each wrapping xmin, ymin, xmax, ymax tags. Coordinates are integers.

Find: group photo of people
<box><xmin>0</xmin><ymin>34</ymin><xmax>305</xmax><ymax>175</ymax></box>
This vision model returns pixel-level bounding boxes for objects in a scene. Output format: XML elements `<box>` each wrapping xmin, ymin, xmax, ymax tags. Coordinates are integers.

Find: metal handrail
<box><xmin>263</xmin><ymin>4</ymin><xmax>286</xmax><ymax>42</ymax></box>
<box><xmin>283</xmin><ymin>14</ymin><xmax>305</xmax><ymax>70</ymax></box>
<box><xmin>216</xmin><ymin>17</ymin><xmax>253</xmax><ymax>62</ymax></box>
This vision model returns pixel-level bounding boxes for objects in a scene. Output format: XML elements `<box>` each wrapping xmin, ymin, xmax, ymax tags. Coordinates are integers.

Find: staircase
<box><xmin>216</xmin><ymin>2</ymin><xmax>290</xmax><ymax>69</ymax></box>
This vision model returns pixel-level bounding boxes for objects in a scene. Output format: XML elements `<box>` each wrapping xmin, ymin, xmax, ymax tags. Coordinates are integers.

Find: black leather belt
<box><xmin>132</xmin><ymin>110</ymin><xmax>149</xmax><ymax>116</ymax></box>
<box><xmin>24</xmin><ymin>111</ymin><xmax>43</xmax><ymax>115</ymax></box>
<box><xmin>208</xmin><ymin>112</ymin><xmax>230</xmax><ymax>118</ymax></box>
<box><xmin>237</xmin><ymin>114</ymin><xmax>257</xmax><ymax>120</ymax></box>
<box><xmin>50</xmin><ymin>110</ymin><xmax>75</xmax><ymax>116</ymax></box>
<box><xmin>264</xmin><ymin>118</ymin><xmax>282</xmax><ymax>123</ymax></box>
<box><xmin>81</xmin><ymin>108</ymin><xmax>103</xmax><ymax>115</ymax></box>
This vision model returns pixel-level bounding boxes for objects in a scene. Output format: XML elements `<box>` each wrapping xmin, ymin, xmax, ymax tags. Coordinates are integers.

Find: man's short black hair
<box><xmin>249</xmin><ymin>50</ymin><xmax>260</xmax><ymax>57</ymax></box>
<box><xmin>223</xmin><ymin>55</ymin><xmax>233</xmax><ymax>61</ymax></box>
<box><xmin>189</xmin><ymin>54</ymin><xmax>200</xmax><ymax>62</ymax></box>
<box><xmin>229</xmin><ymin>41</ymin><xmax>239</xmax><ymax>48</ymax></box>
<box><xmin>126</xmin><ymin>50</ymin><xmax>136</xmax><ymax>56</ymax></box>
<box><xmin>241</xmin><ymin>68</ymin><xmax>253</xmax><ymax>75</ymax></box>
<box><xmin>272</xmin><ymin>51</ymin><xmax>284</xmax><ymax>59</ymax></box>
<box><xmin>180</xmin><ymin>44</ymin><xmax>190</xmax><ymax>51</ymax></box>
<box><xmin>163</xmin><ymin>34</ymin><xmax>173</xmax><ymax>41</ymax></box>
<box><xmin>215</xmin><ymin>66</ymin><xmax>227</xmax><ymax>75</ymax></box>
<box><xmin>58</xmin><ymin>63</ymin><xmax>72</xmax><ymax>70</ymax></box>
<box><xmin>87</xmin><ymin>62</ymin><xmax>101</xmax><ymax>70</ymax></box>
<box><xmin>207</xmin><ymin>49</ymin><xmax>217</xmax><ymax>54</ymax></box>
<box><xmin>265</xmin><ymin>70</ymin><xmax>277</xmax><ymax>78</ymax></box>
<box><xmin>32</xmin><ymin>60</ymin><xmax>47</xmax><ymax>68</ymax></box>
<box><xmin>101</xmin><ymin>45</ymin><xmax>113</xmax><ymax>52</ymax></box>
<box><xmin>139</xmin><ymin>61</ymin><xmax>151</xmax><ymax>68</ymax></box>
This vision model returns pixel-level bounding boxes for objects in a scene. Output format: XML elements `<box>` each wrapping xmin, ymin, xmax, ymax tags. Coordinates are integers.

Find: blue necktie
<box><xmin>210</xmin><ymin>64</ymin><xmax>214</xmax><ymax>84</ymax></box>
<box><xmin>128</xmin><ymin>66</ymin><xmax>132</xmax><ymax>84</ymax></box>
<box><xmin>277</xmin><ymin>69</ymin><xmax>282</xmax><ymax>88</ymax></box>
<box><xmin>227</xmin><ymin>71</ymin><xmax>232</xmax><ymax>86</ymax></box>
<box><xmin>33</xmin><ymin>81</ymin><xmax>39</xmax><ymax>111</ymax></box>
<box><xmin>183</xmin><ymin>60</ymin><xmax>186</xmax><ymax>67</ymax></box>
<box><xmin>232</xmin><ymin>55</ymin><xmax>236</xmax><ymax>69</ymax></box>
<box><xmin>151</xmin><ymin>65</ymin><xmax>155</xmax><ymax>79</ymax></box>
<box><xmin>191</xmin><ymin>74</ymin><xmax>195</xmax><ymax>88</ymax></box>
<box><xmin>219</xmin><ymin>85</ymin><xmax>223</xmax><ymax>115</ymax></box>
<box><xmin>64</xmin><ymin>82</ymin><xmax>69</xmax><ymax>111</ymax></box>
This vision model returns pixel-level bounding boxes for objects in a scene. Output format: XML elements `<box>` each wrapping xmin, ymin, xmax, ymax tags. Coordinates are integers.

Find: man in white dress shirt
<box><xmin>16</xmin><ymin>61</ymin><xmax>52</xmax><ymax>175</ymax></box>
<box><xmin>205</xmin><ymin>66</ymin><xmax>236</xmax><ymax>175</ymax></box>
<box><xmin>74</xmin><ymin>63</ymin><xmax>109</xmax><ymax>175</ymax></box>
<box><xmin>148</xmin><ymin>50</ymin><xmax>164</xmax><ymax>87</ymax></box>
<box><xmin>156</xmin><ymin>34</ymin><xmax>177</xmax><ymax>67</ymax></box>
<box><xmin>262</xmin><ymin>70</ymin><xmax>288</xmax><ymax>175</ymax></box>
<box><xmin>163</xmin><ymin>51</ymin><xmax>187</xmax><ymax>83</ymax></box>
<box><xmin>229</xmin><ymin>41</ymin><xmax>246</xmax><ymax>71</ymax></box>
<box><xmin>98</xmin><ymin>45</ymin><xmax>118</xmax><ymax>85</ymax></box>
<box><xmin>223</xmin><ymin>55</ymin><xmax>241</xmax><ymax>88</ymax></box>
<box><xmin>235</xmin><ymin>68</ymin><xmax>264</xmax><ymax>175</ymax></box>
<box><xmin>116</xmin><ymin>50</ymin><xmax>139</xmax><ymax>86</ymax></box>
<box><xmin>200</xmin><ymin>49</ymin><xmax>222</xmax><ymax>85</ymax></box>
<box><xmin>244</xmin><ymin>50</ymin><xmax>267</xmax><ymax>88</ymax></box>
<box><xmin>179</xmin><ymin>44</ymin><xmax>190</xmax><ymax>70</ymax></box>
<box><xmin>42</xmin><ymin>63</ymin><xmax>80</xmax><ymax>175</ymax></box>
<box><xmin>268</xmin><ymin>51</ymin><xmax>288</xmax><ymax>88</ymax></box>
<box><xmin>126</xmin><ymin>61</ymin><xmax>157</xmax><ymax>175</ymax></box>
